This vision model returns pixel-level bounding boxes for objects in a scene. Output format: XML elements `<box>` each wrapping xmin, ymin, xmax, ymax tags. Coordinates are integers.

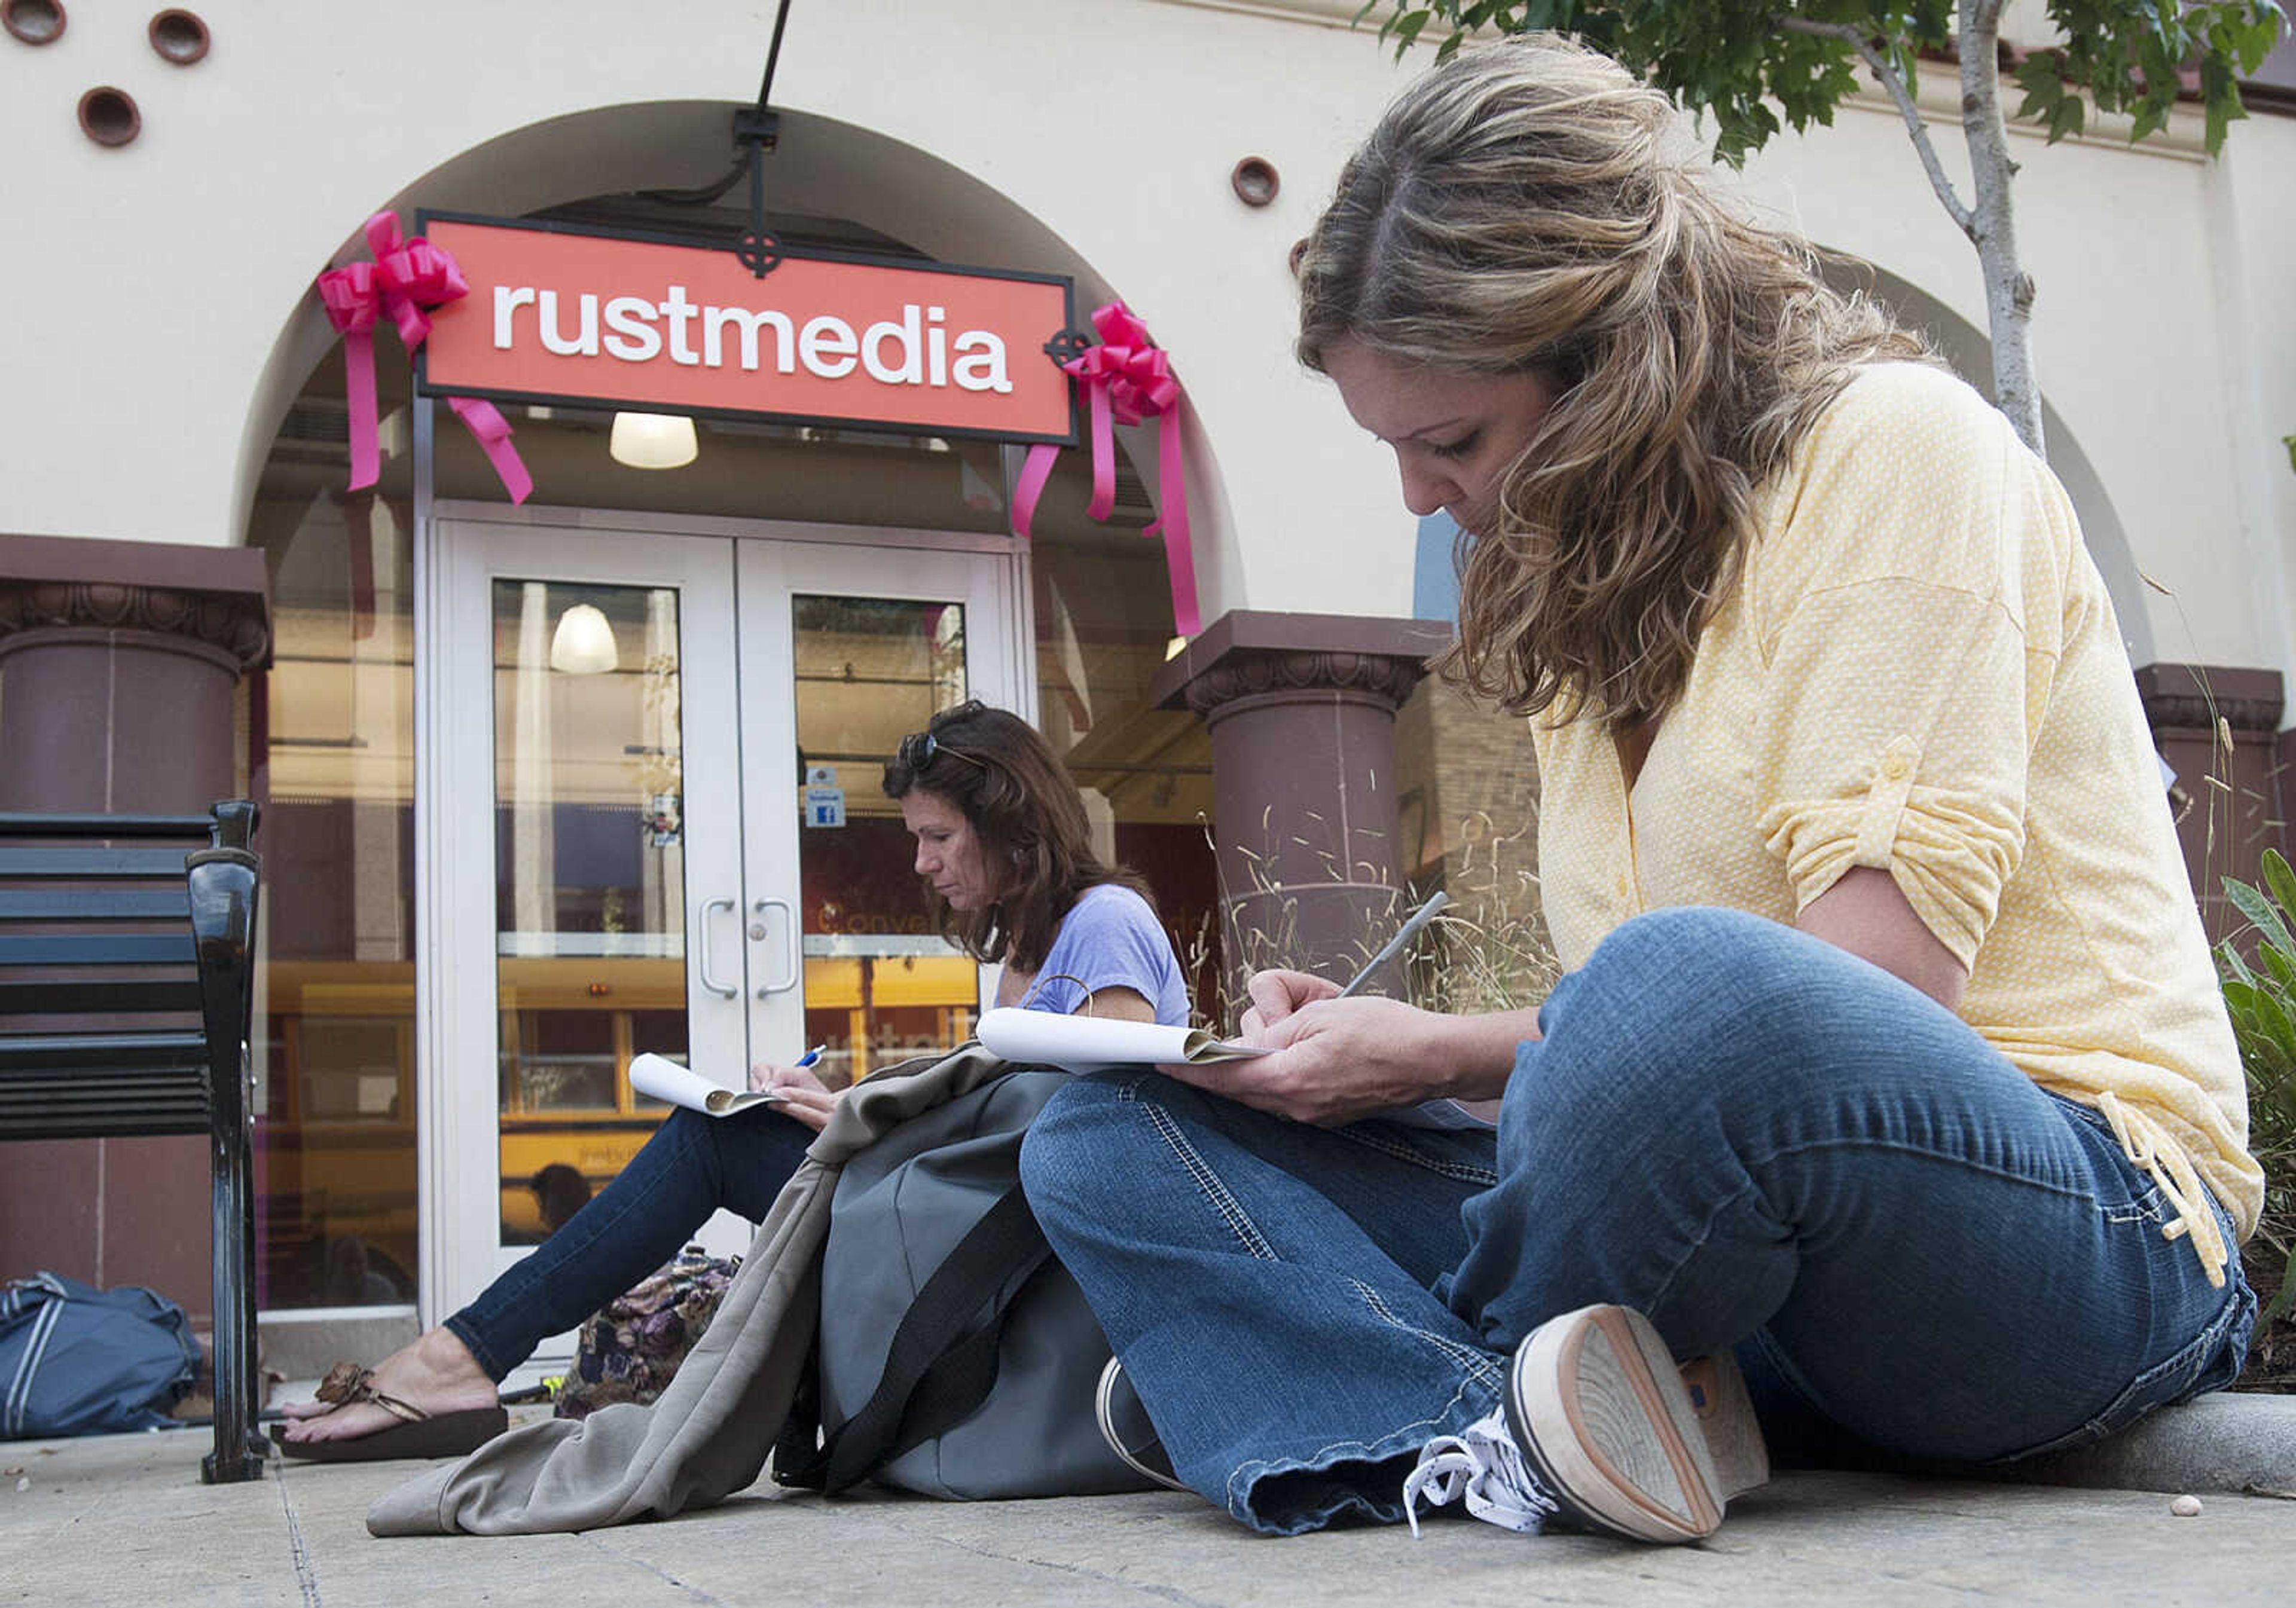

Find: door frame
<box><xmin>413</xmin><ymin>499</ymin><xmax>1035</xmax><ymax>1328</ymax></box>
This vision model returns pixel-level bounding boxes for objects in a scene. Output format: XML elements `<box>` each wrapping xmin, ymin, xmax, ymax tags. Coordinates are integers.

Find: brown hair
<box><xmin>1296</xmin><ymin>33</ymin><xmax>1929</xmax><ymax>727</ymax></box>
<box><xmin>880</xmin><ymin>700</ymin><xmax>1149</xmax><ymax>975</ymax></box>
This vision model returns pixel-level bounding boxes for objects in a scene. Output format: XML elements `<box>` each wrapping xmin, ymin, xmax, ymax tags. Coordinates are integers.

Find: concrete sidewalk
<box><xmin>5</xmin><ymin>1425</ymin><xmax>2294</xmax><ymax>1608</ymax></box>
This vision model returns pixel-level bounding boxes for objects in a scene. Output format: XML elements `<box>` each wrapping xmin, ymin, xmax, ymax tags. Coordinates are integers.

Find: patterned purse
<box><xmin>553</xmin><ymin>1246</ymin><xmax>743</xmax><ymax>1421</ymax></box>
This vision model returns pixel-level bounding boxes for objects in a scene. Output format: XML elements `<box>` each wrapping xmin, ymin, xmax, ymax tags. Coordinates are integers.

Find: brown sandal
<box><xmin>268</xmin><ymin>1362</ymin><xmax>508</xmax><ymax>1463</ymax></box>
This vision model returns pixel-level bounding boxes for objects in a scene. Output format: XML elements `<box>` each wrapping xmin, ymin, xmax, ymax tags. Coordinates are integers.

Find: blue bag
<box><xmin>2</xmin><ymin>1273</ymin><xmax>199</xmax><ymax>1437</ymax></box>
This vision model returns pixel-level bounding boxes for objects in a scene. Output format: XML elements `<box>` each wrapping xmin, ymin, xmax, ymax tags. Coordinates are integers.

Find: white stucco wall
<box><xmin>2</xmin><ymin>0</ymin><xmax>2288</xmax><ymax>683</ymax></box>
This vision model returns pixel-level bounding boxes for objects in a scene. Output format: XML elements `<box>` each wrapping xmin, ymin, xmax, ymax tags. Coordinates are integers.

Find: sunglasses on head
<box><xmin>897</xmin><ymin>717</ymin><xmax>987</xmax><ymax>773</ymax></box>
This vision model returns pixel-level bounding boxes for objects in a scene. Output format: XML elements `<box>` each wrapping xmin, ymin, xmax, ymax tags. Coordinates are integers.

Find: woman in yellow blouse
<box><xmin>1019</xmin><ymin>33</ymin><xmax>2259</xmax><ymax>1545</ymax></box>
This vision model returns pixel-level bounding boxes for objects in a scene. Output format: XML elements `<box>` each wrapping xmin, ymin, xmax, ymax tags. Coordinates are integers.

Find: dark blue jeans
<box><xmin>443</xmin><ymin>1105</ymin><xmax>811</xmax><ymax>1380</ymax></box>
<box><xmin>1019</xmin><ymin>907</ymin><xmax>2256</xmax><ymax>1535</ymax></box>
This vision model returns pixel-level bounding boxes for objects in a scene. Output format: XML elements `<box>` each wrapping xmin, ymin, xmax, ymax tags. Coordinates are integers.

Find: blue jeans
<box><xmin>444</xmin><ymin>1105</ymin><xmax>811</xmax><ymax>1380</ymax></box>
<box><xmin>1019</xmin><ymin>907</ymin><xmax>2255</xmax><ymax>1536</ymax></box>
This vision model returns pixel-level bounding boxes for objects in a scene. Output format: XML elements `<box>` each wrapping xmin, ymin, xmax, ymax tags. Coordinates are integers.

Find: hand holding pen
<box><xmin>746</xmin><ymin>1044</ymin><xmax>839</xmax><ymax>1132</ymax></box>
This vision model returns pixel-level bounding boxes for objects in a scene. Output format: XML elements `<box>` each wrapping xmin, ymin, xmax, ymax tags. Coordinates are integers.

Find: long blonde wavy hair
<box><xmin>1297</xmin><ymin>34</ymin><xmax>1930</xmax><ymax>727</ymax></box>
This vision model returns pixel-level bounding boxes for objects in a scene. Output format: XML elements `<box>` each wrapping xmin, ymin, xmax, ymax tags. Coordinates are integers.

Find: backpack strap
<box><xmin>784</xmin><ymin>1185</ymin><xmax>1054</xmax><ymax>1494</ymax></box>
<box><xmin>770</xmin><ymin>1338</ymin><xmax>827</xmax><ymax>1490</ymax></box>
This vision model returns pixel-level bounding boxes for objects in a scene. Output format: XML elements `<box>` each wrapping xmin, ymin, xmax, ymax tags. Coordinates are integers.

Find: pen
<box><xmin>794</xmin><ymin>1043</ymin><xmax>828</xmax><ymax>1069</ymax></box>
<box><xmin>1333</xmin><ymin>890</ymin><xmax>1452</xmax><ymax>1000</ymax></box>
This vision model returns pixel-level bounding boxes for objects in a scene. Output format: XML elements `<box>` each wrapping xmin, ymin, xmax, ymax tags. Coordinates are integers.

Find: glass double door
<box><xmin>422</xmin><ymin>509</ymin><xmax>1024</xmax><ymax>1330</ymax></box>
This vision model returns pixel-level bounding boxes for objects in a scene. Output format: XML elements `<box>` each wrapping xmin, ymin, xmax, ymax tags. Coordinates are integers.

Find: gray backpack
<box><xmin>775</xmin><ymin>1067</ymin><xmax>1152</xmax><ymax>1499</ymax></box>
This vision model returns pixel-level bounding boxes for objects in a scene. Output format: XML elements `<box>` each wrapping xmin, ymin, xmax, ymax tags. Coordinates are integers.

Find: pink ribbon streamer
<box><xmin>1012</xmin><ymin>302</ymin><xmax>1199</xmax><ymax>637</ymax></box>
<box><xmin>315</xmin><ymin>212</ymin><xmax>532</xmax><ymax>504</ymax></box>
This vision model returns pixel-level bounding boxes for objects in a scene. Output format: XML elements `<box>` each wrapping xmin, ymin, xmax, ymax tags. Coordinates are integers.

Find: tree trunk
<box><xmin>1959</xmin><ymin>0</ymin><xmax>2047</xmax><ymax>458</ymax></box>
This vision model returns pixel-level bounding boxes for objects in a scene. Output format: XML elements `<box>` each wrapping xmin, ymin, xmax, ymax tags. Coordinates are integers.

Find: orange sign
<box><xmin>414</xmin><ymin>214</ymin><xmax>1077</xmax><ymax>444</ymax></box>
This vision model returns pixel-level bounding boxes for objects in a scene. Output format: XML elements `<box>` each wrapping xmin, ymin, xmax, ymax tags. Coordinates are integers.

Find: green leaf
<box><xmin>2264</xmin><ymin>941</ymin><xmax>2296</xmax><ymax>995</ymax></box>
<box><xmin>2221</xmin><ymin>939</ymin><xmax>2257</xmax><ymax>987</ymax></box>
<box><xmin>2013</xmin><ymin>53</ymin><xmax>2062</xmax><ymax>95</ymax></box>
<box><xmin>2263</xmin><ymin>849</ymin><xmax>2296</xmax><ymax>924</ymax></box>
<box><xmin>2224</xmin><ymin>875</ymin><xmax>2296</xmax><ymax>956</ymax></box>
<box><xmin>2222</xmin><ymin>974</ymin><xmax>2263</xmax><ymax>1025</ymax></box>
<box><xmin>2200</xmin><ymin>54</ymin><xmax>2245</xmax><ymax>154</ymax></box>
<box><xmin>2257</xmin><ymin>992</ymin><xmax>2296</xmax><ymax>1071</ymax></box>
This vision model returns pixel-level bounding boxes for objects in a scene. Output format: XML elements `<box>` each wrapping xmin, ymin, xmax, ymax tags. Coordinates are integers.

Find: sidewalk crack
<box><xmin>576</xmin><ymin>1531</ymin><xmax>730</xmax><ymax>1604</ymax></box>
<box><xmin>276</xmin><ymin>1472</ymin><xmax>322</xmax><ymax>1608</ymax></box>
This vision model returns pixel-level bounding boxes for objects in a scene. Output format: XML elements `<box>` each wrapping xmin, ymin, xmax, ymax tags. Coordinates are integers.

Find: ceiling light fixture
<box><xmin>609</xmin><ymin>411</ymin><xmax>698</xmax><ymax>469</ymax></box>
<box><xmin>549</xmin><ymin>604</ymin><xmax>619</xmax><ymax>674</ymax></box>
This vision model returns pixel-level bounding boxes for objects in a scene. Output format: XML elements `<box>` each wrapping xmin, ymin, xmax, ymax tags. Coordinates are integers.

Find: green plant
<box><xmin>2213</xmin><ymin>849</ymin><xmax>2296</xmax><ymax>1333</ymax></box>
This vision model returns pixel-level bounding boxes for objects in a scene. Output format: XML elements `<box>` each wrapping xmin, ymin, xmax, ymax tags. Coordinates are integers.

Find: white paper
<box><xmin>628</xmin><ymin>1052</ymin><xmax>781</xmax><ymax>1118</ymax></box>
<box><xmin>975</xmin><ymin>1008</ymin><xmax>1266</xmax><ymax>1072</ymax></box>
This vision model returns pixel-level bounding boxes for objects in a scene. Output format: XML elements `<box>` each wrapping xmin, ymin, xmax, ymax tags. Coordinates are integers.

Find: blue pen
<box><xmin>794</xmin><ymin>1043</ymin><xmax>828</xmax><ymax>1069</ymax></box>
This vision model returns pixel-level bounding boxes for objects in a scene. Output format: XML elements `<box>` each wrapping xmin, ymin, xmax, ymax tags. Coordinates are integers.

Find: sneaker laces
<box><xmin>1401</xmin><ymin>1410</ymin><xmax>1558</xmax><ymax>1537</ymax></box>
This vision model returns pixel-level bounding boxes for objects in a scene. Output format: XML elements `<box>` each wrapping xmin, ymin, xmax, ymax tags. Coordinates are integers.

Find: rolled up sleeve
<box><xmin>1760</xmin><ymin>720</ymin><xmax>2026</xmax><ymax>967</ymax></box>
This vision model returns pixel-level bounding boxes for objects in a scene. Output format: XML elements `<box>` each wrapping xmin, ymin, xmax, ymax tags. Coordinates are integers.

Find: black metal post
<box><xmin>188</xmin><ymin>819</ymin><xmax>264</xmax><ymax>1484</ymax></box>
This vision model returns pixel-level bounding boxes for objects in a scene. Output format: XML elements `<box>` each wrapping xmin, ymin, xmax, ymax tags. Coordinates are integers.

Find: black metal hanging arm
<box><xmin>734</xmin><ymin>0</ymin><xmax>794</xmax><ymax>278</ymax></box>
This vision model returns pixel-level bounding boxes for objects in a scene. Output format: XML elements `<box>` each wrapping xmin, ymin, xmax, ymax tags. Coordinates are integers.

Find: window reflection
<box><xmin>250</xmin><ymin>476</ymin><xmax>422</xmax><ymax>1310</ymax></box>
<box><xmin>792</xmin><ymin>594</ymin><xmax>976</xmax><ymax>1080</ymax></box>
<box><xmin>490</xmin><ymin>580</ymin><xmax>692</xmax><ymax>1242</ymax></box>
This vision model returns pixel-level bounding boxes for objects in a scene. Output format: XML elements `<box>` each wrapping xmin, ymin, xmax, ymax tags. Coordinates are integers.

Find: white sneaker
<box><xmin>1405</xmin><ymin>1305</ymin><xmax>1766</xmax><ymax>1545</ymax></box>
<box><xmin>1402</xmin><ymin>1410</ymin><xmax>1558</xmax><ymax>1536</ymax></box>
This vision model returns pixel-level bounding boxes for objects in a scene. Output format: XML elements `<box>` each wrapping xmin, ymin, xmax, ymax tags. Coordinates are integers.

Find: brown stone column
<box><xmin>0</xmin><ymin>534</ymin><xmax>270</xmax><ymax>1326</ymax></box>
<box><xmin>1155</xmin><ymin>611</ymin><xmax>1451</xmax><ymax>1001</ymax></box>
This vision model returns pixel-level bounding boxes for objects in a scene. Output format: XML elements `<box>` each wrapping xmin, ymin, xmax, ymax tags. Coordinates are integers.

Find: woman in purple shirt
<box><xmin>279</xmin><ymin>700</ymin><xmax>1186</xmax><ymax>1458</ymax></box>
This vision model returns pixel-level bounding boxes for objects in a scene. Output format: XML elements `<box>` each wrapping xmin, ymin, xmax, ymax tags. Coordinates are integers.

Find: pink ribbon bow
<box><xmin>316</xmin><ymin>212</ymin><xmax>532</xmax><ymax>504</ymax></box>
<box><xmin>1013</xmin><ymin>301</ymin><xmax>1199</xmax><ymax>637</ymax></box>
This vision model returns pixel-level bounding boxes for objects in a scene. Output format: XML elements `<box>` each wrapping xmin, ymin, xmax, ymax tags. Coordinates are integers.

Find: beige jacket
<box><xmin>367</xmin><ymin>1044</ymin><xmax>1010</xmax><ymax>1537</ymax></box>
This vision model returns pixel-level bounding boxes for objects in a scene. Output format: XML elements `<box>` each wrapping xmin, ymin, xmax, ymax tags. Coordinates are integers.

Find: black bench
<box><xmin>0</xmin><ymin>802</ymin><xmax>264</xmax><ymax>1483</ymax></box>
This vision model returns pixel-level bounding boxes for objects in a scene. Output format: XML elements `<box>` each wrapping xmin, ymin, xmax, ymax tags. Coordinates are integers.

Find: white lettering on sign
<box><xmin>661</xmin><ymin>284</ymin><xmax>701</xmax><ymax>366</ymax></box>
<box><xmin>704</xmin><ymin>305</ymin><xmax>796</xmax><ymax>373</ymax></box>
<box><xmin>951</xmin><ymin>331</ymin><xmax>1011</xmax><ymax>394</ymax></box>
<box><xmin>493</xmin><ymin>288</ymin><xmax>1013</xmax><ymax>393</ymax></box>
<box><xmin>493</xmin><ymin>286</ymin><xmax>536</xmax><ymax>348</ymax></box>
<box><xmin>602</xmin><ymin>296</ymin><xmax>662</xmax><ymax>362</ymax></box>
<box><xmin>539</xmin><ymin>290</ymin><xmax>600</xmax><ymax>357</ymax></box>
<box><xmin>799</xmin><ymin>315</ymin><xmax>859</xmax><ymax>378</ymax></box>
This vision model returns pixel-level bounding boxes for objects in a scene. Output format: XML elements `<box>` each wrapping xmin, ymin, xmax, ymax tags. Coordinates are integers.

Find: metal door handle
<box><xmin>697</xmin><ymin>895</ymin><xmax>738</xmax><ymax>998</ymax></box>
<box><xmin>753</xmin><ymin>897</ymin><xmax>799</xmax><ymax>996</ymax></box>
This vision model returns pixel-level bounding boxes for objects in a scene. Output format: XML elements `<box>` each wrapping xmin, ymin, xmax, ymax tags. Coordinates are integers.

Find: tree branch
<box><xmin>1776</xmin><ymin>17</ymin><xmax>1976</xmax><ymax>239</ymax></box>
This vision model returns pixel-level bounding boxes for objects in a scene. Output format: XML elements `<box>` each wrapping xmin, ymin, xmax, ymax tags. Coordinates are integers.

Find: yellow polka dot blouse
<box><xmin>1531</xmin><ymin>363</ymin><xmax>2261</xmax><ymax>1258</ymax></box>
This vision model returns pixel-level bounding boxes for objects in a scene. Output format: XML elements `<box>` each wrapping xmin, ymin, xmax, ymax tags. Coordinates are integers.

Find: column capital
<box><xmin>1152</xmin><ymin>610</ymin><xmax>1452</xmax><ymax>720</ymax></box>
<box><xmin>1153</xmin><ymin>610</ymin><xmax>1455</xmax><ymax>997</ymax></box>
<box><xmin>0</xmin><ymin>534</ymin><xmax>271</xmax><ymax>672</ymax></box>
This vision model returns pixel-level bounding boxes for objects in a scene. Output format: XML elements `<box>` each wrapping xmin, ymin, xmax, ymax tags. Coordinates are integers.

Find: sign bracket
<box><xmin>732</xmin><ymin>0</ymin><xmax>793</xmax><ymax>279</ymax></box>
